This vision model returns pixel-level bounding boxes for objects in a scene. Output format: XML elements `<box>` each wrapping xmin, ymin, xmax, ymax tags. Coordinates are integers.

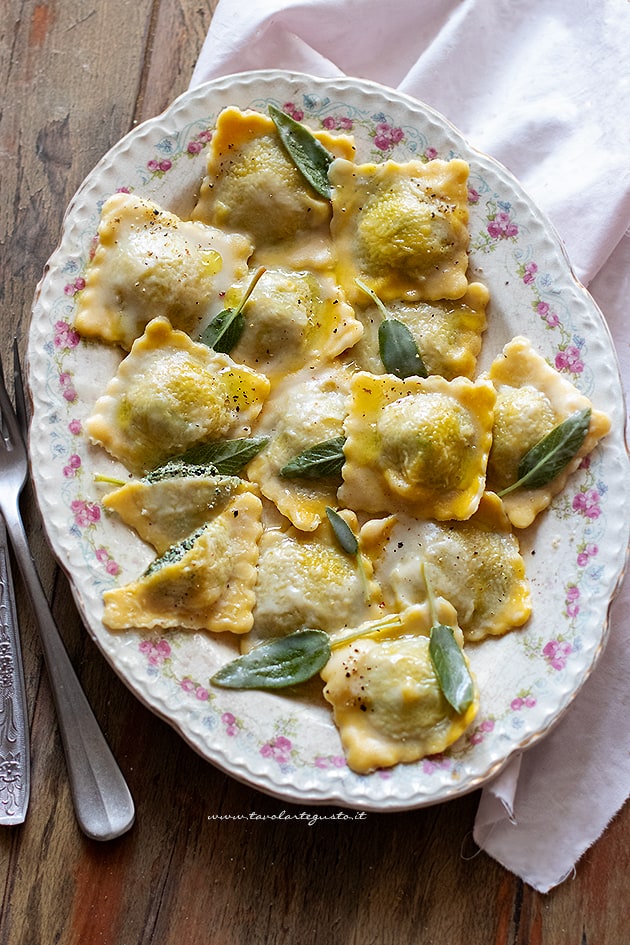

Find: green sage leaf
<box><xmin>199</xmin><ymin>266</ymin><xmax>266</xmax><ymax>354</ymax></box>
<box><xmin>151</xmin><ymin>437</ymin><xmax>268</xmax><ymax>478</ymax></box>
<box><xmin>325</xmin><ymin>506</ymin><xmax>359</xmax><ymax>556</ymax></box>
<box><xmin>211</xmin><ymin>629</ymin><xmax>331</xmax><ymax>690</ymax></box>
<box><xmin>269</xmin><ymin>104</ymin><xmax>334</xmax><ymax>199</ymax></box>
<box><xmin>378</xmin><ymin>318</ymin><xmax>428</xmax><ymax>379</ymax></box>
<box><xmin>144</xmin><ymin>526</ymin><xmax>206</xmax><ymax>578</ymax></box>
<box><xmin>355</xmin><ymin>279</ymin><xmax>427</xmax><ymax>379</ymax></box>
<box><xmin>144</xmin><ymin>461</ymin><xmax>219</xmax><ymax>483</ymax></box>
<box><xmin>498</xmin><ymin>408</ymin><xmax>592</xmax><ymax>496</ymax></box>
<box><xmin>200</xmin><ymin>307</ymin><xmax>245</xmax><ymax>354</ymax></box>
<box><xmin>280</xmin><ymin>436</ymin><xmax>346</xmax><ymax>479</ymax></box>
<box><xmin>429</xmin><ymin>624</ymin><xmax>475</xmax><ymax>714</ymax></box>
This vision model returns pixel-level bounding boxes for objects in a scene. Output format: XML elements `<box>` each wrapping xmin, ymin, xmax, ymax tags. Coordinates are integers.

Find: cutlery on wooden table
<box><xmin>0</xmin><ymin>509</ymin><xmax>30</xmax><ymax>826</ymax></box>
<box><xmin>0</xmin><ymin>342</ymin><xmax>135</xmax><ymax>840</ymax></box>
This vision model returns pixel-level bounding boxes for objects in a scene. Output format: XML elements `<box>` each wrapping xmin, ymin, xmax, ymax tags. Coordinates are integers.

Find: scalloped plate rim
<box><xmin>26</xmin><ymin>68</ymin><xmax>630</xmax><ymax>811</ymax></box>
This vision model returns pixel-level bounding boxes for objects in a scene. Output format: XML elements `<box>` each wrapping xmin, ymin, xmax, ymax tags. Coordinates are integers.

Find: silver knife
<box><xmin>0</xmin><ymin>511</ymin><xmax>30</xmax><ymax>825</ymax></box>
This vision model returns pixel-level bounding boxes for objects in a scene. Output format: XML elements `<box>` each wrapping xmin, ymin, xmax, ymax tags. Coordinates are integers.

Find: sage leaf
<box><xmin>151</xmin><ymin>437</ymin><xmax>268</xmax><ymax>478</ymax></box>
<box><xmin>145</xmin><ymin>461</ymin><xmax>219</xmax><ymax>483</ymax></box>
<box><xmin>200</xmin><ymin>266</ymin><xmax>266</xmax><ymax>354</ymax></box>
<box><xmin>378</xmin><ymin>318</ymin><xmax>428</xmax><ymax>379</ymax></box>
<box><xmin>498</xmin><ymin>408</ymin><xmax>591</xmax><ymax>497</ymax></box>
<box><xmin>211</xmin><ymin>629</ymin><xmax>331</xmax><ymax>690</ymax></box>
<box><xmin>355</xmin><ymin>278</ymin><xmax>427</xmax><ymax>379</ymax></box>
<box><xmin>144</xmin><ymin>526</ymin><xmax>207</xmax><ymax>578</ymax></box>
<box><xmin>429</xmin><ymin>624</ymin><xmax>475</xmax><ymax>714</ymax></box>
<box><xmin>280</xmin><ymin>436</ymin><xmax>346</xmax><ymax>479</ymax></box>
<box><xmin>326</xmin><ymin>506</ymin><xmax>358</xmax><ymax>555</ymax></box>
<box><xmin>200</xmin><ymin>307</ymin><xmax>245</xmax><ymax>354</ymax></box>
<box><xmin>268</xmin><ymin>104</ymin><xmax>334</xmax><ymax>199</ymax></box>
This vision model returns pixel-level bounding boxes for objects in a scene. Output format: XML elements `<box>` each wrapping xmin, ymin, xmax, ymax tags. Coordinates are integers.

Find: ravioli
<box><xmin>102</xmin><ymin>491</ymin><xmax>263</xmax><ymax>634</ymax></box>
<box><xmin>486</xmin><ymin>336</ymin><xmax>611</xmax><ymax>527</ymax></box>
<box><xmin>224</xmin><ymin>266</ymin><xmax>362</xmax><ymax>382</ymax></box>
<box><xmin>362</xmin><ymin>493</ymin><xmax>532</xmax><ymax>642</ymax></box>
<box><xmin>192</xmin><ymin>106</ymin><xmax>355</xmax><ymax>267</ymax></box>
<box><xmin>321</xmin><ymin>601</ymin><xmax>479</xmax><ymax>773</ymax></box>
<box><xmin>330</xmin><ymin>157</ymin><xmax>470</xmax><ymax>304</ymax></box>
<box><xmin>247</xmin><ymin>363</ymin><xmax>353</xmax><ymax>531</ymax></box>
<box><xmin>339</xmin><ymin>372</ymin><xmax>496</xmax><ymax>520</ymax></box>
<box><xmin>351</xmin><ymin>281</ymin><xmax>488</xmax><ymax>380</ymax></box>
<box><xmin>245</xmin><ymin>512</ymin><xmax>379</xmax><ymax>652</ymax></box>
<box><xmin>102</xmin><ymin>471</ymin><xmax>252</xmax><ymax>555</ymax></box>
<box><xmin>73</xmin><ymin>192</ymin><xmax>252</xmax><ymax>349</ymax></box>
<box><xmin>80</xmin><ymin>102</ymin><xmax>614</xmax><ymax>777</ymax></box>
<box><xmin>86</xmin><ymin>317</ymin><xmax>270</xmax><ymax>475</ymax></box>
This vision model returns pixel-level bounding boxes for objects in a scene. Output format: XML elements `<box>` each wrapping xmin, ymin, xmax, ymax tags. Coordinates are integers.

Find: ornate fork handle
<box><xmin>0</xmin><ymin>517</ymin><xmax>30</xmax><ymax>825</ymax></box>
<box><xmin>2</xmin><ymin>498</ymin><xmax>135</xmax><ymax>840</ymax></box>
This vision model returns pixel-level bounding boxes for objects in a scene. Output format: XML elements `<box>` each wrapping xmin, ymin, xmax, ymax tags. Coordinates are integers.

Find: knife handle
<box><xmin>0</xmin><ymin>530</ymin><xmax>30</xmax><ymax>825</ymax></box>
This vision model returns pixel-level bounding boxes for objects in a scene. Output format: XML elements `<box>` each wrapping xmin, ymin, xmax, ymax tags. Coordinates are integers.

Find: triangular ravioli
<box><xmin>103</xmin><ymin>472</ymin><xmax>254</xmax><ymax>555</ymax></box>
<box><xmin>102</xmin><ymin>492</ymin><xmax>262</xmax><ymax>634</ymax></box>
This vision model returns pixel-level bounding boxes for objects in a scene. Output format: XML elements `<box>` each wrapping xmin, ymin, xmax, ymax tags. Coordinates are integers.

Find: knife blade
<box><xmin>0</xmin><ymin>511</ymin><xmax>30</xmax><ymax>825</ymax></box>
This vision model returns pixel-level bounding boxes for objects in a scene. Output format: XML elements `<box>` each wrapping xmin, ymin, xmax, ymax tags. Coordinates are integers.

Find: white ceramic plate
<box><xmin>28</xmin><ymin>70</ymin><xmax>630</xmax><ymax>810</ymax></box>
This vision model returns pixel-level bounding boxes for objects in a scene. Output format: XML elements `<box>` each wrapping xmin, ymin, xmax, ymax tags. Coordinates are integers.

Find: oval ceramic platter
<box><xmin>28</xmin><ymin>70</ymin><xmax>630</xmax><ymax>811</ymax></box>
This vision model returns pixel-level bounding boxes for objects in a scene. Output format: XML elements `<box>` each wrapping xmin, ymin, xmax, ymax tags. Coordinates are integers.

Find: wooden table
<box><xmin>1</xmin><ymin>2</ymin><xmax>627</xmax><ymax>942</ymax></box>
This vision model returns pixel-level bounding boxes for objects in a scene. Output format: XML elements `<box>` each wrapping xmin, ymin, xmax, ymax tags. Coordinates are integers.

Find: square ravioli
<box><xmin>102</xmin><ymin>491</ymin><xmax>263</xmax><ymax>634</ymax></box>
<box><xmin>485</xmin><ymin>336</ymin><xmax>611</xmax><ymax>527</ymax></box>
<box><xmin>244</xmin><ymin>512</ymin><xmax>380</xmax><ymax>653</ymax></box>
<box><xmin>330</xmin><ymin>157</ymin><xmax>470</xmax><ymax>305</ymax></box>
<box><xmin>339</xmin><ymin>372</ymin><xmax>496</xmax><ymax>520</ymax></box>
<box><xmin>361</xmin><ymin>493</ymin><xmax>532</xmax><ymax>642</ymax></box>
<box><xmin>86</xmin><ymin>316</ymin><xmax>270</xmax><ymax>475</ymax></box>
<box><xmin>246</xmin><ymin>363</ymin><xmax>354</xmax><ymax>531</ymax></box>
<box><xmin>73</xmin><ymin>192</ymin><xmax>252</xmax><ymax>349</ymax></box>
<box><xmin>350</xmin><ymin>281</ymin><xmax>488</xmax><ymax>380</ymax></box>
<box><xmin>223</xmin><ymin>266</ymin><xmax>362</xmax><ymax>383</ymax></box>
<box><xmin>321</xmin><ymin>601</ymin><xmax>479</xmax><ymax>774</ymax></box>
<box><xmin>192</xmin><ymin>105</ymin><xmax>355</xmax><ymax>266</ymax></box>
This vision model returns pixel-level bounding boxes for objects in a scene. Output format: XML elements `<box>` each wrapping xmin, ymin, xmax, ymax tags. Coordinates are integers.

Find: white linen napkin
<box><xmin>190</xmin><ymin>0</ymin><xmax>630</xmax><ymax>892</ymax></box>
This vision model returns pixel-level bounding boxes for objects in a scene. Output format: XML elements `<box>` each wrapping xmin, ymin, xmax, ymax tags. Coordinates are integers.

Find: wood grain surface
<box><xmin>1</xmin><ymin>2</ymin><xmax>627</xmax><ymax>942</ymax></box>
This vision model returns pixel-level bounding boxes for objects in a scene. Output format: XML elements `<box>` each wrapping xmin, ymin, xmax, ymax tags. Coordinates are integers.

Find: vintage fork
<box><xmin>0</xmin><ymin>492</ymin><xmax>30</xmax><ymax>824</ymax></box>
<box><xmin>0</xmin><ymin>342</ymin><xmax>135</xmax><ymax>840</ymax></box>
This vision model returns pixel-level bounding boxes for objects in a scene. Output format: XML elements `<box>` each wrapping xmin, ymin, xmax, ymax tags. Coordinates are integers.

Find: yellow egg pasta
<box><xmin>486</xmin><ymin>336</ymin><xmax>611</xmax><ymax>527</ymax></box>
<box><xmin>321</xmin><ymin>602</ymin><xmax>479</xmax><ymax>774</ymax></box>
<box><xmin>102</xmin><ymin>472</ymin><xmax>253</xmax><ymax>555</ymax></box>
<box><xmin>86</xmin><ymin>316</ymin><xmax>270</xmax><ymax>475</ymax></box>
<box><xmin>247</xmin><ymin>363</ymin><xmax>353</xmax><ymax>531</ymax></box>
<box><xmin>223</xmin><ymin>266</ymin><xmax>362</xmax><ymax>383</ymax></box>
<box><xmin>330</xmin><ymin>157</ymin><xmax>470</xmax><ymax>304</ymax></box>
<box><xmin>362</xmin><ymin>493</ymin><xmax>532</xmax><ymax>642</ymax></box>
<box><xmin>339</xmin><ymin>371</ymin><xmax>496</xmax><ymax>520</ymax></box>
<box><xmin>102</xmin><ymin>491</ymin><xmax>263</xmax><ymax>634</ymax></box>
<box><xmin>192</xmin><ymin>106</ymin><xmax>355</xmax><ymax>269</ymax></box>
<box><xmin>350</xmin><ymin>281</ymin><xmax>488</xmax><ymax>380</ymax></box>
<box><xmin>74</xmin><ymin>192</ymin><xmax>252</xmax><ymax>349</ymax></box>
